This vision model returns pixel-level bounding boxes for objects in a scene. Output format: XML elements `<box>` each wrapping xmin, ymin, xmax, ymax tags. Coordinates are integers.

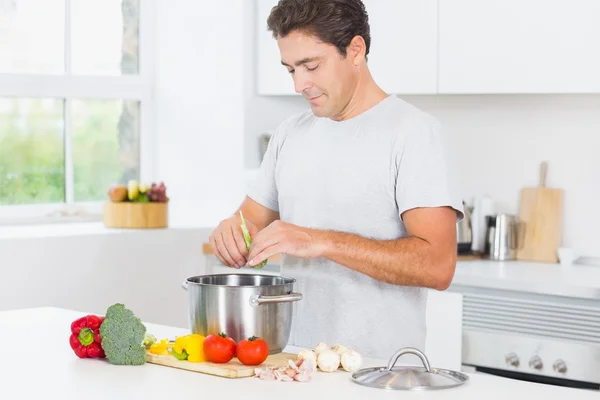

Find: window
<box><xmin>0</xmin><ymin>0</ymin><xmax>154</xmax><ymax>224</ymax></box>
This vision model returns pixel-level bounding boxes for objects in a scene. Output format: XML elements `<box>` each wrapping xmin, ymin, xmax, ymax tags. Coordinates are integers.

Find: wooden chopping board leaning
<box><xmin>516</xmin><ymin>161</ymin><xmax>564</xmax><ymax>263</ymax></box>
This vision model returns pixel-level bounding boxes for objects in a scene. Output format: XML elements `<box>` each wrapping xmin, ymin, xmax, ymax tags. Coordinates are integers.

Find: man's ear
<box><xmin>347</xmin><ymin>35</ymin><xmax>367</xmax><ymax>65</ymax></box>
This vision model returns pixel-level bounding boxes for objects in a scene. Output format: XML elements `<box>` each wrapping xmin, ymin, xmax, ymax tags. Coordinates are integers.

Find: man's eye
<box><xmin>306</xmin><ymin>65</ymin><xmax>319</xmax><ymax>71</ymax></box>
<box><xmin>287</xmin><ymin>69</ymin><xmax>295</xmax><ymax>74</ymax></box>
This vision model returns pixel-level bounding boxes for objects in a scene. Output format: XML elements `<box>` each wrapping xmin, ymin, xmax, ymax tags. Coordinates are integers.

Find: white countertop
<box><xmin>451</xmin><ymin>259</ymin><xmax>600</xmax><ymax>300</ymax></box>
<box><xmin>2</xmin><ymin>307</ymin><xmax>597</xmax><ymax>399</ymax></box>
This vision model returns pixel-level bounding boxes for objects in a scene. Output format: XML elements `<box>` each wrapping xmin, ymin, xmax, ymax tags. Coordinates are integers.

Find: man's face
<box><xmin>277</xmin><ymin>30</ymin><xmax>358</xmax><ymax>119</ymax></box>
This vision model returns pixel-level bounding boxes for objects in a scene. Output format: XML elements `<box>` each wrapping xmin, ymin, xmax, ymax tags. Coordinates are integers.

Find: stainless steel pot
<box><xmin>182</xmin><ymin>274</ymin><xmax>303</xmax><ymax>354</ymax></box>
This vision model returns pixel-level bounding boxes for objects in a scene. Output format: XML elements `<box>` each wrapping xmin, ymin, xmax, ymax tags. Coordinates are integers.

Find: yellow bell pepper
<box><xmin>171</xmin><ymin>334</ymin><xmax>206</xmax><ymax>363</ymax></box>
<box><xmin>149</xmin><ymin>339</ymin><xmax>171</xmax><ymax>355</ymax></box>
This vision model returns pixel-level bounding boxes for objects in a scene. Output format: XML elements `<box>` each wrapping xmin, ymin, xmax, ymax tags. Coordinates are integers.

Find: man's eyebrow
<box><xmin>281</xmin><ymin>57</ymin><xmax>320</xmax><ymax>67</ymax></box>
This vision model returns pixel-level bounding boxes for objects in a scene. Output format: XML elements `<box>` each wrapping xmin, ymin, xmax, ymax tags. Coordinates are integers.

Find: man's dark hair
<box><xmin>266</xmin><ymin>0</ymin><xmax>371</xmax><ymax>58</ymax></box>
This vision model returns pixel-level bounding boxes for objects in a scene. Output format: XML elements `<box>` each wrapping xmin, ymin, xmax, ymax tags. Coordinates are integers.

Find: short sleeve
<box><xmin>246</xmin><ymin>125</ymin><xmax>285</xmax><ymax>212</ymax></box>
<box><xmin>395</xmin><ymin>118</ymin><xmax>464</xmax><ymax>222</ymax></box>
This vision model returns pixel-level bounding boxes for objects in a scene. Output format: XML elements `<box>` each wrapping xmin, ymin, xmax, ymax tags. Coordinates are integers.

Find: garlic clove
<box><xmin>288</xmin><ymin>359</ymin><xmax>300</xmax><ymax>372</ymax></box>
<box><xmin>297</xmin><ymin>349</ymin><xmax>318</xmax><ymax>365</ymax></box>
<box><xmin>259</xmin><ymin>370</ymin><xmax>276</xmax><ymax>380</ymax></box>
<box><xmin>341</xmin><ymin>350</ymin><xmax>363</xmax><ymax>372</ymax></box>
<box><xmin>317</xmin><ymin>349</ymin><xmax>341</xmax><ymax>372</ymax></box>
<box><xmin>294</xmin><ymin>373</ymin><xmax>311</xmax><ymax>382</ymax></box>
<box><xmin>299</xmin><ymin>357</ymin><xmax>317</xmax><ymax>376</ymax></box>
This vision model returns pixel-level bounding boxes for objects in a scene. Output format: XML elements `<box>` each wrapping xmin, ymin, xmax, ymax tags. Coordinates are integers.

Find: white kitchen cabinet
<box><xmin>255</xmin><ymin>0</ymin><xmax>438</xmax><ymax>95</ymax></box>
<box><xmin>256</xmin><ymin>0</ymin><xmax>295</xmax><ymax>95</ymax></box>
<box><xmin>362</xmin><ymin>0</ymin><xmax>438</xmax><ymax>94</ymax></box>
<box><xmin>438</xmin><ymin>0</ymin><xmax>600</xmax><ymax>93</ymax></box>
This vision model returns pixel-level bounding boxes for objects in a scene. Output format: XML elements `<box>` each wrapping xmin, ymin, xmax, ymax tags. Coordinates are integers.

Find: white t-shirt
<box><xmin>247</xmin><ymin>95</ymin><xmax>463</xmax><ymax>359</ymax></box>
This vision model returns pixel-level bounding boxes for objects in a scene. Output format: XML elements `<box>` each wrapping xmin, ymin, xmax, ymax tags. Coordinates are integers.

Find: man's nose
<box><xmin>293</xmin><ymin>73</ymin><xmax>311</xmax><ymax>94</ymax></box>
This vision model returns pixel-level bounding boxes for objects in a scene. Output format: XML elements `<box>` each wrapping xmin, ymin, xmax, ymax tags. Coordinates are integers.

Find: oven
<box><xmin>458</xmin><ymin>287</ymin><xmax>600</xmax><ymax>390</ymax></box>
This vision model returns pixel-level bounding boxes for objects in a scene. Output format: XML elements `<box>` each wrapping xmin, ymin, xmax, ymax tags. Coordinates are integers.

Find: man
<box><xmin>209</xmin><ymin>0</ymin><xmax>463</xmax><ymax>359</ymax></box>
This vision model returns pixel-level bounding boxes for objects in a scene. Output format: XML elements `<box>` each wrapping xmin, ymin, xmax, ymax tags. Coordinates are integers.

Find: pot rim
<box><xmin>184</xmin><ymin>273</ymin><xmax>297</xmax><ymax>288</ymax></box>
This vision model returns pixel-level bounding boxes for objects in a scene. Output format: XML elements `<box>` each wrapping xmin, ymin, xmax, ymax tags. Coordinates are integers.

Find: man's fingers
<box><xmin>215</xmin><ymin>232</ymin><xmax>238</xmax><ymax>268</ymax></box>
<box><xmin>248</xmin><ymin>233</ymin><xmax>279</xmax><ymax>262</ymax></box>
<box><xmin>248</xmin><ymin>244</ymin><xmax>280</xmax><ymax>268</ymax></box>
<box><xmin>210</xmin><ymin>234</ymin><xmax>229</xmax><ymax>267</ymax></box>
<box><xmin>223</xmin><ymin>227</ymin><xmax>247</xmax><ymax>267</ymax></box>
<box><xmin>231</xmin><ymin>224</ymin><xmax>249</xmax><ymax>260</ymax></box>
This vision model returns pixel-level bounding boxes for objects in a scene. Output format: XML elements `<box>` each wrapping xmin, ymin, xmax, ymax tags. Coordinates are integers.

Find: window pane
<box><xmin>0</xmin><ymin>0</ymin><xmax>65</xmax><ymax>74</ymax></box>
<box><xmin>0</xmin><ymin>98</ymin><xmax>65</xmax><ymax>205</ymax></box>
<box><xmin>72</xmin><ymin>99</ymin><xmax>140</xmax><ymax>202</ymax></box>
<box><xmin>71</xmin><ymin>0</ymin><xmax>139</xmax><ymax>75</ymax></box>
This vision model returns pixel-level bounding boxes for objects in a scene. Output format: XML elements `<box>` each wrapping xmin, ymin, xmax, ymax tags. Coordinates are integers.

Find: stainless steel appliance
<box><xmin>182</xmin><ymin>274</ymin><xmax>303</xmax><ymax>354</ymax></box>
<box><xmin>460</xmin><ymin>288</ymin><xmax>600</xmax><ymax>390</ymax></box>
<box><xmin>484</xmin><ymin>214</ymin><xmax>522</xmax><ymax>260</ymax></box>
<box><xmin>457</xmin><ymin>201</ymin><xmax>473</xmax><ymax>254</ymax></box>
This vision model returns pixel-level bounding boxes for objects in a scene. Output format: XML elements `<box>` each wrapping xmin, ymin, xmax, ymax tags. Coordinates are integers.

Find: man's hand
<box><xmin>209</xmin><ymin>196</ymin><xmax>280</xmax><ymax>269</ymax></box>
<box><xmin>246</xmin><ymin>220</ymin><xmax>326</xmax><ymax>267</ymax></box>
<box><xmin>210</xmin><ymin>214</ymin><xmax>259</xmax><ymax>269</ymax></box>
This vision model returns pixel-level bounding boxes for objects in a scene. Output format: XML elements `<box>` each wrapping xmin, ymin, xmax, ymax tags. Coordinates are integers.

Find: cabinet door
<box><xmin>363</xmin><ymin>0</ymin><xmax>438</xmax><ymax>94</ymax></box>
<box><xmin>256</xmin><ymin>0</ymin><xmax>296</xmax><ymax>95</ymax></box>
<box><xmin>255</xmin><ymin>0</ymin><xmax>438</xmax><ymax>95</ymax></box>
<box><xmin>439</xmin><ymin>0</ymin><xmax>600</xmax><ymax>93</ymax></box>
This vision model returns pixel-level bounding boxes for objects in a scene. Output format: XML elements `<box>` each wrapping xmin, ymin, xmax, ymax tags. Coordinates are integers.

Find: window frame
<box><xmin>0</xmin><ymin>0</ymin><xmax>156</xmax><ymax>226</ymax></box>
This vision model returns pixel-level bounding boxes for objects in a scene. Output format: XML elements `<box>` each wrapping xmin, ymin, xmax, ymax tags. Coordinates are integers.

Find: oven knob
<box><xmin>505</xmin><ymin>353</ymin><xmax>519</xmax><ymax>367</ymax></box>
<box><xmin>553</xmin><ymin>359</ymin><xmax>567</xmax><ymax>373</ymax></box>
<box><xmin>529</xmin><ymin>355</ymin><xmax>543</xmax><ymax>370</ymax></box>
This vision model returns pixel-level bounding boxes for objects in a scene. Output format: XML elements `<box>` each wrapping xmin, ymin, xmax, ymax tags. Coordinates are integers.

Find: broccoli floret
<box><xmin>143</xmin><ymin>334</ymin><xmax>157</xmax><ymax>349</ymax></box>
<box><xmin>99</xmin><ymin>303</ymin><xmax>147</xmax><ymax>365</ymax></box>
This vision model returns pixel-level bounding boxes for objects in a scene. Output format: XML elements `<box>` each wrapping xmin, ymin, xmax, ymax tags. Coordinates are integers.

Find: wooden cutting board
<box><xmin>516</xmin><ymin>162</ymin><xmax>564</xmax><ymax>263</ymax></box>
<box><xmin>145</xmin><ymin>351</ymin><xmax>296</xmax><ymax>378</ymax></box>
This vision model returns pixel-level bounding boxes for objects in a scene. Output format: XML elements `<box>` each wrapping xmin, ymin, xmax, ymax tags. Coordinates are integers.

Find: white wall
<box><xmin>243</xmin><ymin>2</ymin><xmax>600</xmax><ymax>258</ymax></box>
<box><xmin>403</xmin><ymin>94</ymin><xmax>600</xmax><ymax>259</ymax></box>
<box><xmin>0</xmin><ymin>227</ymin><xmax>211</xmax><ymax>327</ymax></box>
<box><xmin>155</xmin><ymin>0</ymin><xmax>247</xmax><ymax>228</ymax></box>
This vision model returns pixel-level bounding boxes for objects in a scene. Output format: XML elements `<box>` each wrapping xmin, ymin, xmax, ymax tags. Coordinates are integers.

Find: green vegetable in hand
<box><xmin>239</xmin><ymin>211</ymin><xmax>267</xmax><ymax>269</ymax></box>
<box><xmin>99</xmin><ymin>303</ymin><xmax>148</xmax><ymax>366</ymax></box>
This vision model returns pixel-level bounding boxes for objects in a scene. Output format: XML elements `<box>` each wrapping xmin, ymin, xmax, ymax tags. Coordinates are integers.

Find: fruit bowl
<box><xmin>103</xmin><ymin>181</ymin><xmax>169</xmax><ymax>229</ymax></box>
<box><xmin>103</xmin><ymin>202</ymin><xmax>168</xmax><ymax>229</ymax></box>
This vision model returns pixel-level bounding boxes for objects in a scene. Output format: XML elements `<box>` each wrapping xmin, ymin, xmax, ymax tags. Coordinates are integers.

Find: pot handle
<box><xmin>181</xmin><ymin>280</ymin><xmax>188</xmax><ymax>290</ymax></box>
<box><xmin>249</xmin><ymin>292</ymin><xmax>303</xmax><ymax>307</ymax></box>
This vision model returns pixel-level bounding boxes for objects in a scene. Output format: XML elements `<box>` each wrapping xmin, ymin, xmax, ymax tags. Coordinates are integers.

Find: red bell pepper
<box><xmin>69</xmin><ymin>315</ymin><xmax>106</xmax><ymax>358</ymax></box>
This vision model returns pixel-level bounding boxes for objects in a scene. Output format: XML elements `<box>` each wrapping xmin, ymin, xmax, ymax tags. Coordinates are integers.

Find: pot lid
<box><xmin>351</xmin><ymin>347</ymin><xmax>469</xmax><ymax>391</ymax></box>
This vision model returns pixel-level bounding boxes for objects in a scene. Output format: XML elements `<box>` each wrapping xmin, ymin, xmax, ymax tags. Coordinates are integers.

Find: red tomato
<box><xmin>236</xmin><ymin>336</ymin><xmax>269</xmax><ymax>366</ymax></box>
<box><xmin>203</xmin><ymin>333</ymin><xmax>236</xmax><ymax>363</ymax></box>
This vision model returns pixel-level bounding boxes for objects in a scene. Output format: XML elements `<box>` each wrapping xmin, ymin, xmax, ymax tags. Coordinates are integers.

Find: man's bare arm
<box><xmin>235</xmin><ymin>196</ymin><xmax>279</xmax><ymax>231</ymax></box>
<box><xmin>247</xmin><ymin>206</ymin><xmax>457</xmax><ymax>290</ymax></box>
<box><xmin>317</xmin><ymin>207</ymin><xmax>457</xmax><ymax>290</ymax></box>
